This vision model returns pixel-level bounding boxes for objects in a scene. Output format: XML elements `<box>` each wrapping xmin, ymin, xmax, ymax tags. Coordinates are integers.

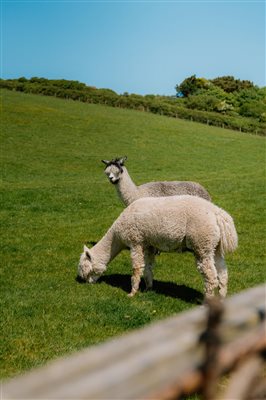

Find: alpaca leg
<box><xmin>215</xmin><ymin>251</ymin><xmax>228</xmax><ymax>298</ymax></box>
<box><xmin>128</xmin><ymin>245</ymin><xmax>145</xmax><ymax>297</ymax></box>
<box><xmin>144</xmin><ymin>250</ymin><xmax>155</xmax><ymax>290</ymax></box>
<box><xmin>196</xmin><ymin>255</ymin><xmax>219</xmax><ymax>299</ymax></box>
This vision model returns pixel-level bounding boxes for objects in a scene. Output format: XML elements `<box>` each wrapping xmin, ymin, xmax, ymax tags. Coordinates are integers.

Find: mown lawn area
<box><xmin>1</xmin><ymin>89</ymin><xmax>265</xmax><ymax>378</ymax></box>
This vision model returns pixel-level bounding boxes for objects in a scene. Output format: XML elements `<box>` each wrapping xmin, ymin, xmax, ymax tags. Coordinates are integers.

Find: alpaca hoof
<box><xmin>144</xmin><ymin>286</ymin><xmax>152</xmax><ymax>292</ymax></box>
<box><xmin>128</xmin><ymin>291</ymin><xmax>136</xmax><ymax>298</ymax></box>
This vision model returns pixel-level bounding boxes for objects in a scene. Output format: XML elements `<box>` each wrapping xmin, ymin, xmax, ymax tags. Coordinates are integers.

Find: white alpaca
<box><xmin>101</xmin><ymin>157</ymin><xmax>211</xmax><ymax>206</ymax></box>
<box><xmin>78</xmin><ymin>195</ymin><xmax>237</xmax><ymax>299</ymax></box>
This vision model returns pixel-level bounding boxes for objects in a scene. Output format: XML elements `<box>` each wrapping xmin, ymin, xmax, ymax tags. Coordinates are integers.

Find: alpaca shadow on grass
<box><xmin>99</xmin><ymin>274</ymin><xmax>203</xmax><ymax>304</ymax></box>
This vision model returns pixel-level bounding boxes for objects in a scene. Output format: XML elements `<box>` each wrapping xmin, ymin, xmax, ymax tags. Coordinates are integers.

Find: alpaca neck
<box><xmin>116</xmin><ymin>167</ymin><xmax>139</xmax><ymax>206</ymax></box>
<box><xmin>91</xmin><ymin>228</ymin><xmax>123</xmax><ymax>272</ymax></box>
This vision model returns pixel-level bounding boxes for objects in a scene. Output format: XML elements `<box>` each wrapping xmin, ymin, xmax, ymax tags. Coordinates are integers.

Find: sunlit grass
<box><xmin>1</xmin><ymin>89</ymin><xmax>265</xmax><ymax>379</ymax></box>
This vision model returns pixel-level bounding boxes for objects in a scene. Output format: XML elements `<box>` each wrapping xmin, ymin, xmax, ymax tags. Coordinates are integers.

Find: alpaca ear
<box><xmin>101</xmin><ymin>159</ymin><xmax>110</xmax><ymax>165</ymax></box>
<box><xmin>119</xmin><ymin>156</ymin><xmax>127</xmax><ymax>165</ymax></box>
<box><xmin>84</xmin><ymin>245</ymin><xmax>92</xmax><ymax>261</ymax></box>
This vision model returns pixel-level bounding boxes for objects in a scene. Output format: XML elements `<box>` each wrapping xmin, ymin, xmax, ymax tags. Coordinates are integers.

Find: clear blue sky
<box><xmin>1</xmin><ymin>0</ymin><xmax>265</xmax><ymax>95</ymax></box>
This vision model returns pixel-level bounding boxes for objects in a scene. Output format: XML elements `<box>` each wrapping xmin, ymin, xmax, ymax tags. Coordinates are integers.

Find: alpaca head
<box><xmin>77</xmin><ymin>245</ymin><xmax>100</xmax><ymax>283</ymax></box>
<box><xmin>101</xmin><ymin>156</ymin><xmax>127</xmax><ymax>184</ymax></box>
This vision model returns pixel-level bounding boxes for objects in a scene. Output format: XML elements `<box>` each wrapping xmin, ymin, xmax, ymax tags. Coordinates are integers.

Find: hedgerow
<box><xmin>1</xmin><ymin>78</ymin><xmax>265</xmax><ymax>135</ymax></box>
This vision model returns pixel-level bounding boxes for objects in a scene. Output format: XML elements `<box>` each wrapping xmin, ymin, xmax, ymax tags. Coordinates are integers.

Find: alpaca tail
<box><xmin>215</xmin><ymin>207</ymin><xmax>238</xmax><ymax>257</ymax></box>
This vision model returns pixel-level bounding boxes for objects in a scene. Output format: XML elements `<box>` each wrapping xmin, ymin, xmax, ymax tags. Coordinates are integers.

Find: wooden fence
<box><xmin>2</xmin><ymin>284</ymin><xmax>265</xmax><ymax>399</ymax></box>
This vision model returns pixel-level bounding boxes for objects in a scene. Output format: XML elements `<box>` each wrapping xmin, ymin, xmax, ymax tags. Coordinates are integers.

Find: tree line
<box><xmin>1</xmin><ymin>76</ymin><xmax>265</xmax><ymax>135</ymax></box>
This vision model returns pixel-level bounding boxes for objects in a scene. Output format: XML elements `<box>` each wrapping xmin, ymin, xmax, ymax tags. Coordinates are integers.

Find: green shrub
<box><xmin>0</xmin><ymin>78</ymin><xmax>265</xmax><ymax>135</ymax></box>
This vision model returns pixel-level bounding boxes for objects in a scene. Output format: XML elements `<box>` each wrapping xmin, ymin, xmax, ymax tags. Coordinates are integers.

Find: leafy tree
<box><xmin>239</xmin><ymin>101</ymin><xmax>266</xmax><ymax>121</ymax></box>
<box><xmin>175</xmin><ymin>75</ymin><xmax>209</xmax><ymax>97</ymax></box>
<box><xmin>211</xmin><ymin>76</ymin><xmax>254</xmax><ymax>93</ymax></box>
<box><xmin>184</xmin><ymin>83</ymin><xmax>234</xmax><ymax>113</ymax></box>
<box><xmin>234</xmin><ymin>87</ymin><xmax>265</xmax><ymax>106</ymax></box>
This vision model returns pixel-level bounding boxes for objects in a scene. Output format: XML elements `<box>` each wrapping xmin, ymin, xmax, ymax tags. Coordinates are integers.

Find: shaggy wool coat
<box><xmin>78</xmin><ymin>195</ymin><xmax>237</xmax><ymax>299</ymax></box>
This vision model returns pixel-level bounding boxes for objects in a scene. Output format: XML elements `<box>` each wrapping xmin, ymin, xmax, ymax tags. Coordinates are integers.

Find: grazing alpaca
<box><xmin>78</xmin><ymin>195</ymin><xmax>237</xmax><ymax>299</ymax></box>
<box><xmin>101</xmin><ymin>157</ymin><xmax>211</xmax><ymax>206</ymax></box>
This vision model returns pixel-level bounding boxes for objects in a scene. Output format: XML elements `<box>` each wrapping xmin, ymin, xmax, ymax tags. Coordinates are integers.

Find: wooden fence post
<box><xmin>2</xmin><ymin>285</ymin><xmax>265</xmax><ymax>400</ymax></box>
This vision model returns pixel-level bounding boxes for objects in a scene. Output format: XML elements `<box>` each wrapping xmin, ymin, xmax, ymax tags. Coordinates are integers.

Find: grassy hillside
<box><xmin>1</xmin><ymin>77</ymin><xmax>266</xmax><ymax>135</ymax></box>
<box><xmin>1</xmin><ymin>89</ymin><xmax>265</xmax><ymax>379</ymax></box>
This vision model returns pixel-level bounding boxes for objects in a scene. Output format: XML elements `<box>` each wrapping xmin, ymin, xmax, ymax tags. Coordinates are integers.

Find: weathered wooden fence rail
<box><xmin>2</xmin><ymin>284</ymin><xmax>265</xmax><ymax>399</ymax></box>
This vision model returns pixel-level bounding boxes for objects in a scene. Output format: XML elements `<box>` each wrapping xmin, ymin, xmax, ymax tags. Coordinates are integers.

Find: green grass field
<box><xmin>1</xmin><ymin>89</ymin><xmax>265</xmax><ymax>379</ymax></box>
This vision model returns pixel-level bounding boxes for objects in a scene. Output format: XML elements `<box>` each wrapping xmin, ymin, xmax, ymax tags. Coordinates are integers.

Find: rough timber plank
<box><xmin>2</xmin><ymin>284</ymin><xmax>265</xmax><ymax>399</ymax></box>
